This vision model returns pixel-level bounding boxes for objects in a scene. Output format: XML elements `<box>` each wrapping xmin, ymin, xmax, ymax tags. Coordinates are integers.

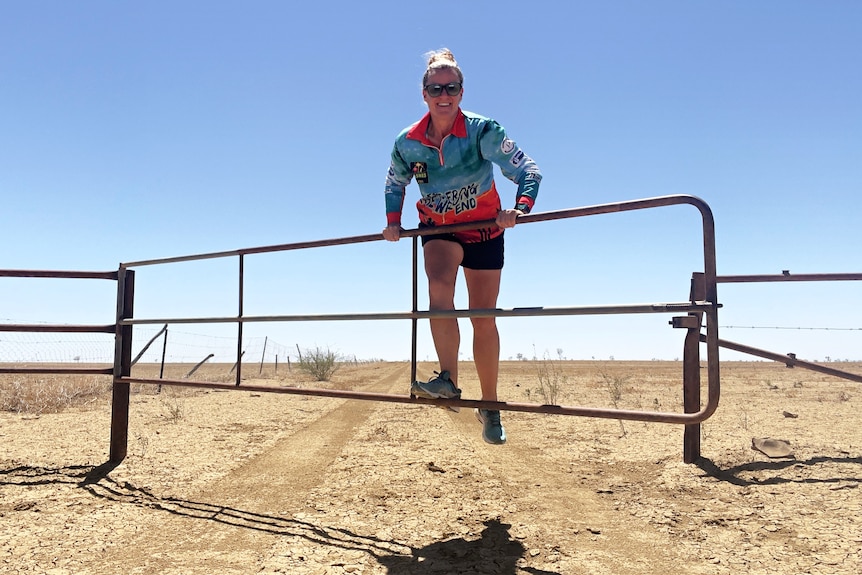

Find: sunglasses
<box><xmin>424</xmin><ymin>82</ymin><xmax>462</xmax><ymax>97</ymax></box>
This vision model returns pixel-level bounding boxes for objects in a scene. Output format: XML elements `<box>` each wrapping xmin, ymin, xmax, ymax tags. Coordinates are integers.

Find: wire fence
<box><xmin>3</xmin><ymin>323</ymin><xmax>858</xmax><ymax>365</ymax></box>
<box><xmin>0</xmin><ymin>325</ymin><xmax>299</xmax><ymax>365</ymax></box>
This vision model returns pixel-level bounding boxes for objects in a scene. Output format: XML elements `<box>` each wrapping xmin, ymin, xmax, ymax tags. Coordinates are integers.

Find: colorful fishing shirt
<box><xmin>384</xmin><ymin>109</ymin><xmax>541</xmax><ymax>242</ymax></box>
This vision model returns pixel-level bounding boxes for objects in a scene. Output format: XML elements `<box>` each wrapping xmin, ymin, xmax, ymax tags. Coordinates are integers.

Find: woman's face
<box><xmin>423</xmin><ymin>68</ymin><xmax>463</xmax><ymax>121</ymax></box>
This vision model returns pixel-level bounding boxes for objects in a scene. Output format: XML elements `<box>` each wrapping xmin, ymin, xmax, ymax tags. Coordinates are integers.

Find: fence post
<box><xmin>683</xmin><ymin>272</ymin><xmax>705</xmax><ymax>463</ymax></box>
<box><xmin>110</xmin><ymin>268</ymin><xmax>135</xmax><ymax>464</ymax></box>
<box><xmin>236</xmin><ymin>254</ymin><xmax>244</xmax><ymax>386</ymax></box>
<box><xmin>259</xmin><ymin>336</ymin><xmax>268</xmax><ymax>375</ymax></box>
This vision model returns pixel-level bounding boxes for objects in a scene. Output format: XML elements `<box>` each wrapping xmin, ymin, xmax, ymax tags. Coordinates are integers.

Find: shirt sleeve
<box><xmin>478</xmin><ymin>120</ymin><xmax>542</xmax><ymax>213</ymax></box>
<box><xmin>384</xmin><ymin>143</ymin><xmax>412</xmax><ymax>225</ymax></box>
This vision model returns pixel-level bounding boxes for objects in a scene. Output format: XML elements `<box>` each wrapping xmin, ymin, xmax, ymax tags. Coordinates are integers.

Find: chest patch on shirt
<box><xmin>410</xmin><ymin>162</ymin><xmax>428</xmax><ymax>184</ymax></box>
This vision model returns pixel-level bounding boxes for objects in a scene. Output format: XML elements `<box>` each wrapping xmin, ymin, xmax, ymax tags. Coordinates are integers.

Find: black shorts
<box><xmin>420</xmin><ymin>228</ymin><xmax>505</xmax><ymax>270</ymax></box>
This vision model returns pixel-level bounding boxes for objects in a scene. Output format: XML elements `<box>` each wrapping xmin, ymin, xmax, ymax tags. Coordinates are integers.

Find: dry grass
<box><xmin>0</xmin><ymin>373</ymin><xmax>111</xmax><ymax>414</ymax></box>
<box><xmin>0</xmin><ymin>360</ymin><xmax>398</xmax><ymax>414</ymax></box>
<box><xmin>3</xmin><ymin>359</ymin><xmax>859</xmax><ymax>417</ymax></box>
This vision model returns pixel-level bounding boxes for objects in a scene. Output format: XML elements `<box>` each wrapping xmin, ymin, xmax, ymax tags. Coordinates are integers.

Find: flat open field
<box><xmin>1</xmin><ymin>360</ymin><xmax>860</xmax><ymax>574</ymax></box>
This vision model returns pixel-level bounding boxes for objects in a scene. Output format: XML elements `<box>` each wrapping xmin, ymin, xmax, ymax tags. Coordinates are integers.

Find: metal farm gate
<box><xmin>2</xmin><ymin>195</ymin><xmax>859</xmax><ymax>465</ymax></box>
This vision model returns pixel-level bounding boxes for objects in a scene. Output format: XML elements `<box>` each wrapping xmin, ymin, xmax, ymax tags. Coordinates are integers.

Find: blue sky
<box><xmin>1</xmin><ymin>1</ymin><xmax>860</xmax><ymax>364</ymax></box>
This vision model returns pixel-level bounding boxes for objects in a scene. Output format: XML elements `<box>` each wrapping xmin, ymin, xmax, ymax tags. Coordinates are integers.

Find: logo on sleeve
<box><xmin>410</xmin><ymin>162</ymin><xmax>428</xmax><ymax>184</ymax></box>
<box><xmin>500</xmin><ymin>138</ymin><xmax>515</xmax><ymax>154</ymax></box>
<box><xmin>509</xmin><ymin>150</ymin><xmax>525</xmax><ymax>167</ymax></box>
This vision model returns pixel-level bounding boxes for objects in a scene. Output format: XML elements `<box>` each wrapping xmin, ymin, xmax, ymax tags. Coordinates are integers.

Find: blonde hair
<box><xmin>422</xmin><ymin>48</ymin><xmax>464</xmax><ymax>86</ymax></box>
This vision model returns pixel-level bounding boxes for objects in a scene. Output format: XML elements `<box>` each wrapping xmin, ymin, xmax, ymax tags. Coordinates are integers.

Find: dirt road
<box><xmin>2</xmin><ymin>361</ymin><xmax>860</xmax><ymax>574</ymax></box>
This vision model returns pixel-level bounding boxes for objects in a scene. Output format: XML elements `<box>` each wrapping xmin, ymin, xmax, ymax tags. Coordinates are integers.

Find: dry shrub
<box><xmin>159</xmin><ymin>395</ymin><xmax>185</xmax><ymax>423</ymax></box>
<box><xmin>533</xmin><ymin>351</ymin><xmax>568</xmax><ymax>405</ymax></box>
<box><xmin>298</xmin><ymin>347</ymin><xmax>342</xmax><ymax>381</ymax></box>
<box><xmin>599</xmin><ymin>371</ymin><xmax>631</xmax><ymax>437</ymax></box>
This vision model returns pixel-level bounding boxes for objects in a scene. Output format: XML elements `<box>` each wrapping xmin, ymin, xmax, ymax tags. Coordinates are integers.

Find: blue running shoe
<box><xmin>475</xmin><ymin>409</ymin><xmax>506</xmax><ymax>445</ymax></box>
<box><xmin>411</xmin><ymin>370</ymin><xmax>461</xmax><ymax>400</ymax></box>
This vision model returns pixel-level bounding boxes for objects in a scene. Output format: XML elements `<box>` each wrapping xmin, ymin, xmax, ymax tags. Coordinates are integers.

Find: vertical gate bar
<box><xmin>411</xmin><ymin>236</ymin><xmax>418</xmax><ymax>385</ymax></box>
<box><xmin>109</xmin><ymin>268</ymin><xmax>135</xmax><ymax>464</ymax></box>
<box><xmin>701</xmin><ymin>199</ymin><xmax>721</xmax><ymax>453</ymax></box>
<box><xmin>236</xmin><ymin>254</ymin><xmax>244</xmax><ymax>386</ymax></box>
<box><xmin>683</xmin><ymin>272</ymin><xmax>705</xmax><ymax>463</ymax></box>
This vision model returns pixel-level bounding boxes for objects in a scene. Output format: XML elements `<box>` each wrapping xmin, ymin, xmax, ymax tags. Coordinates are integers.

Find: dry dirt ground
<box><xmin>1</xmin><ymin>360</ymin><xmax>860</xmax><ymax>575</ymax></box>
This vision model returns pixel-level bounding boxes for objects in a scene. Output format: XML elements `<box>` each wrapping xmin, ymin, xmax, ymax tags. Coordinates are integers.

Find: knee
<box><xmin>470</xmin><ymin>317</ymin><xmax>498</xmax><ymax>336</ymax></box>
<box><xmin>427</xmin><ymin>282</ymin><xmax>456</xmax><ymax>310</ymax></box>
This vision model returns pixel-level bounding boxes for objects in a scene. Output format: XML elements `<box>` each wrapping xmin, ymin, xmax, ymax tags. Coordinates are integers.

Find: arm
<box><xmin>478</xmin><ymin>120</ymin><xmax>542</xmax><ymax>215</ymax></box>
<box><xmin>383</xmin><ymin>144</ymin><xmax>412</xmax><ymax>241</ymax></box>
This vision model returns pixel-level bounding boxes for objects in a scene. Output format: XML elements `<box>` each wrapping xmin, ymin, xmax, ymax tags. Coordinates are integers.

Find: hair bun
<box><xmin>427</xmin><ymin>48</ymin><xmax>457</xmax><ymax>67</ymax></box>
<box><xmin>422</xmin><ymin>48</ymin><xmax>463</xmax><ymax>85</ymax></box>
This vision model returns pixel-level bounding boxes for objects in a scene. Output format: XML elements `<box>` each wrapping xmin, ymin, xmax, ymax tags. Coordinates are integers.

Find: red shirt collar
<box><xmin>406</xmin><ymin>109</ymin><xmax>467</xmax><ymax>145</ymax></box>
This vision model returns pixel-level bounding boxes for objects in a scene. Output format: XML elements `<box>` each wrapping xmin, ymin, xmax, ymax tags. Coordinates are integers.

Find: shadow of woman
<box><xmin>2</xmin><ymin>462</ymin><xmax>562</xmax><ymax>574</ymax></box>
<box><xmin>377</xmin><ymin>518</ymin><xmax>560</xmax><ymax>575</ymax></box>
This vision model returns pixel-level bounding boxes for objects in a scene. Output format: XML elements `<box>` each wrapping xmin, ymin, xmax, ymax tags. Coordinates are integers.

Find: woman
<box><xmin>383</xmin><ymin>49</ymin><xmax>542</xmax><ymax>445</ymax></box>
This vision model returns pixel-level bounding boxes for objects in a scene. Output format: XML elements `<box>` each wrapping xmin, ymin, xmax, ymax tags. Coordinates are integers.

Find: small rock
<box><xmin>751</xmin><ymin>437</ymin><xmax>794</xmax><ymax>458</ymax></box>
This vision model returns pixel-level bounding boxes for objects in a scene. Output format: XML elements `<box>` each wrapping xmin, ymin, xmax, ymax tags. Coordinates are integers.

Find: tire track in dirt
<box><xmin>94</xmin><ymin>363</ymin><xmax>410</xmax><ymax>575</ymax></box>
<box><xmin>446</xmin><ymin>409</ymin><xmax>691</xmax><ymax>575</ymax></box>
<box><xmin>211</xmin><ymin>363</ymin><xmax>410</xmax><ymax>506</ymax></box>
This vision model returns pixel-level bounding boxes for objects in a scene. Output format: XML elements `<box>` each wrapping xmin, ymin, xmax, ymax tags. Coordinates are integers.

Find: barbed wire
<box><xmin>3</xmin><ymin>321</ymin><xmax>857</xmax><ymax>363</ymax></box>
<box><xmin>721</xmin><ymin>326</ymin><xmax>861</xmax><ymax>331</ymax></box>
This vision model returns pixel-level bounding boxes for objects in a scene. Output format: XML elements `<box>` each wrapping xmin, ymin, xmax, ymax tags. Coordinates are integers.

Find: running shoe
<box><xmin>475</xmin><ymin>408</ymin><xmax>506</xmax><ymax>445</ymax></box>
<box><xmin>411</xmin><ymin>370</ymin><xmax>461</xmax><ymax>399</ymax></box>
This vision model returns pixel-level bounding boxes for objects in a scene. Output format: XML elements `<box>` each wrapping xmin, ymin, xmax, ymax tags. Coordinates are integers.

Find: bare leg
<box><xmin>464</xmin><ymin>268</ymin><xmax>502</xmax><ymax>401</ymax></box>
<box><xmin>423</xmin><ymin>240</ymin><xmax>463</xmax><ymax>384</ymax></box>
